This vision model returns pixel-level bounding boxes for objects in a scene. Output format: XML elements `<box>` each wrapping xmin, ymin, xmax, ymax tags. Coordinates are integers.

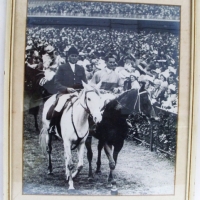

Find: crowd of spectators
<box><xmin>25</xmin><ymin>25</ymin><xmax>179</xmax><ymax>114</ymax></box>
<box><xmin>28</xmin><ymin>1</ymin><xmax>180</xmax><ymax>20</ymax></box>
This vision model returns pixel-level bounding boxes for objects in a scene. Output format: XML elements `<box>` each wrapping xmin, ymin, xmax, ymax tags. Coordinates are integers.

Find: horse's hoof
<box><xmin>109</xmin><ymin>162</ymin><xmax>115</xmax><ymax>170</ymax></box>
<box><xmin>111</xmin><ymin>188</ymin><xmax>118</xmax><ymax>195</ymax></box>
<box><xmin>47</xmin><ymin>172</ymin><xmax>54</xmax><ymax>175</ymax></box>
<box><xmin>88</xmin><ymin>176</ymin><xmax>94</xmax><ymax>182</ymax></box>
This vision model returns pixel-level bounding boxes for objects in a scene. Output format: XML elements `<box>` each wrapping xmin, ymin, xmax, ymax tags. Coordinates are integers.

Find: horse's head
<box><xmin>139</xmin><ymin>90</ymin><xmax>153</xmax><ymax>118</ymax></box>
<box><xmin>80</xmin><ymin>81</ymin><xmax>102</xmax><ymax>124</ymax></box>
<box><xmin>116</xmin><ymin>89</ymin><xmax>139</xmax><ymax>115</ymax></box>
<box><xmin>116</xmin><ymin>89</ymin><xmax>153</xmax><ymax>117</ymax></box>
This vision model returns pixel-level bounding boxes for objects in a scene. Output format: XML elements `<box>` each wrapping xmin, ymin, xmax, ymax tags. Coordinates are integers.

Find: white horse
<box><xmin>39</xmin><ymin>82</ymin><xmax>102</xmax><ymax>190</ymax></box>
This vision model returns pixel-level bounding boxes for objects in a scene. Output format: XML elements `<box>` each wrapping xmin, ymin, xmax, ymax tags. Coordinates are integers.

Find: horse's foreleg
<box><xmin>104</xmin><ymin>143</ymin><xmax>118</xmax><ymax>195</ymax></box>
<box><xmin>113</xmin><ymin>140</ymin><xmax>124</xmax><ymax>165</ymax></box>
<box><xmin>47</xmin><ymin>132</ymin><xmax>53</xmax><ymax>175</ymax></box>
<box><xmin>85</xmin><ymin>135</ymin><xmax>93</xmax><ymax>179</ymax></box>
<box><xmin>64</xmin><ymin>142</ymin><xmax>75</xmax><ymax>190</ymax></box>
<box><xmin>72</xmin><ymin>142</ymin><xmax>85</xmax><ymax>179</ymax></box>
<box><xmin>109</xmin><ymin>141</ymin><xmax>124</xmax><ymax>195</ymax></box>
<box><xmin>104</xmin><ymin>144</ymin><xmax>115</xmax><ymax>180</ymax></box>
<box><xmin>96</xmin><ymin>140</ymin><xmax>104</xmax><ymax>173</ymax></box>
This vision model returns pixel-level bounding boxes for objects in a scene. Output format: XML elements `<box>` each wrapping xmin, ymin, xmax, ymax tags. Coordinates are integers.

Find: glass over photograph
<box><xmin>23</xmin><ymin>0</ymin><xmax>180</xmax><ymax>195</ymax></box>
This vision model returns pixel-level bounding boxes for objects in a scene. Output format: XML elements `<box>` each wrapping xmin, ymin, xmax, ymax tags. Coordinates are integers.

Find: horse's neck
<box><xmin>72</xmin><ymin>95</ymin><xmax>89</xmax><ymax>132</ymax></box>
<box><xmin>117</xmin><ymin>90</ymin><xmax>134</xmax><ymax>105</ymax></box>
<box><xmin>115</xmin><ymin>90</ymin><xmax>139</xmax><ymax>114</ymax></box>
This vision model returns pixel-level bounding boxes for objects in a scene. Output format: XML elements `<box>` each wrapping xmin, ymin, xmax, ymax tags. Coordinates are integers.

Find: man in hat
<box><xmin>54</xmin><ymin>46</ymin><xmax>87</xmax><ymax>93</ymax></box>
<box><xmin>48</xmin><ymin>46</ymin><xmax>87</xmax><ymax>134</ymax></box>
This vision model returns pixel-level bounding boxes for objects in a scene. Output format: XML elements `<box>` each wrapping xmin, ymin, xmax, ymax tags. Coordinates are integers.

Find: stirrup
<box><xmin>48</xmin><ymin>126</ymin><xmax>56</xmax><ymax>134</ymax></box>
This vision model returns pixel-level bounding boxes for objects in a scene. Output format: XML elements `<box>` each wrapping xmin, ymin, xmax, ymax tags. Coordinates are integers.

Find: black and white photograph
<box><xmin>23</xmin><ymin>0</ymin><xmax>180</xmax><ymax>196</ymax></box>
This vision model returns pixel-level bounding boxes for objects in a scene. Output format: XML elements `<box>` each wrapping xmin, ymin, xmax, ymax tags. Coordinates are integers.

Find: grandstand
<box><xmin>27</xmin><ymin>0</ymin><xmax>180</xmax><ymax>21</ymax></box>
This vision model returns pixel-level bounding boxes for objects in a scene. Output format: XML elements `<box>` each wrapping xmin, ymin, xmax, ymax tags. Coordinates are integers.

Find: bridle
<box><xmin>71</xmin><ymin>89</ymin><xmax>97</xmax><ymax>150</ymax></box>
<box><xmin>80</xmin><ymin>89</ymin><xmax>96</xmax><ymax>117</ymax></box>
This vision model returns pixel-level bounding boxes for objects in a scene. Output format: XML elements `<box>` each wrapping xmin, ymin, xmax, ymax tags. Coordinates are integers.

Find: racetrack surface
<box><xmin>23</xmin><ymin>107</ymin><xmax>175</xmax><ymax>196</ymax></box>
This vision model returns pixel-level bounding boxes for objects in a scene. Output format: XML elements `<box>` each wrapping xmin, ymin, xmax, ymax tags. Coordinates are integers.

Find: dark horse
<box><xmin>85</xmin><ymin>85</ymin><xmax>153</xmax><ymax>194</ymax></box>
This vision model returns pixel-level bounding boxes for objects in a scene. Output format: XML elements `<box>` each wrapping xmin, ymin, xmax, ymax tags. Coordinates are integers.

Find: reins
<box><xmin>134</xmin><ymin>90</ymin><xmax>147</xmax><ymax>113</ymax></box>
<box><xmin>70</xmin><ymin>89</ymin><xmax>95</xmax><ymax>150</ymax></box>
<box><xmin>80</xmin><ymin>90</ymin><xmax>94</xmax><ymax>117</ymax></box>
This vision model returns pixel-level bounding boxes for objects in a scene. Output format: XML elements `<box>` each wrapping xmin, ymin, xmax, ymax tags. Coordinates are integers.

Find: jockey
<box><xmin>90</xmin><ymin>53</ymin><xmax>123</xmax><ymax>94</ymax></box>
<box><xmin>90</xmin><ymin>53</ymin><xmax>124</xmax><ymax>107</ymax></box>
<box><xmin>48</xmin><ymin>46</ymin><xmax>87</xmax><ymax>134</ymax></box>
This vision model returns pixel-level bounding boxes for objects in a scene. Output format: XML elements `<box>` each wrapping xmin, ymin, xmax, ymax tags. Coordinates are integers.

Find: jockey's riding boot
<box><xmin>48</xmin><ymin>110</ymin><xmax>60</xmax><ymax>134</ymax></box>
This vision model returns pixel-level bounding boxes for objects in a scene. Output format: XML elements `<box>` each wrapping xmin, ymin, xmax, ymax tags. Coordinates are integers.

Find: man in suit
<box><xmin>54</xmin><ymin>46</ymin><xmax>87</xmax><ymax>93</ymax></box>
<box><xmin>49</xmin><ymin>46</ymin><xmax>87</xmax><ymax>133</ymax></box>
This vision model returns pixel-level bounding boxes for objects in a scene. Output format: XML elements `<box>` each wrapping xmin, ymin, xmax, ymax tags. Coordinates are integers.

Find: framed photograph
<box><xmin>4</xmin><ymin>0</ymin><xmax>195</xmax><ymax>199</ymax></box>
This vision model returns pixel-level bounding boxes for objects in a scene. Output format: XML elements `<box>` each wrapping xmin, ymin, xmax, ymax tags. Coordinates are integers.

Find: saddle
<box><xmin>47</xmin><ymin>94</ymin><xmax>78</xmax><ymax>119</ymax></box>
<box><xmin>46</xmin><ymin>94</ymin><xmax>78</xmax><ymax>137</ymax></box>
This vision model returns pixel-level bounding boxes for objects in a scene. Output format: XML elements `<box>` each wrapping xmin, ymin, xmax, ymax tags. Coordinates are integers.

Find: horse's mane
<box><xmin>77</xmin><ymin>85</ymin><xmax>100</xmax><ymax>100</ymax></box>
<box><xmin>105</xmin><ymin>88</ymin><xmax>152</xmax><ymax>117</ymax></box>
<box><xmin>89</xmin><ymin>85</ymin><xmax>101</xmax><ymax>96</ymax></box>
<box><xmin>117</xmin><ymin>89</ymin><xmax>137</xmax><ymax>104</ymax></box>
<box><xmin>77</xmin><ymin>89</ymin><xmax>84</xmax><ymax>99</ymax></box>
<box><xmin>104</xmin><ymin>89</ymin><xmax>139</xmax><ymax>116</ymax></box>
<box><xmin>117</xmin><ymin>89</ymin><xmax>139</xmax><ymax>114</ymax></box>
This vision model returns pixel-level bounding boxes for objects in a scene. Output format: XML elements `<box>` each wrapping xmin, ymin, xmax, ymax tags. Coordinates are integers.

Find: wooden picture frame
<box><xmin>4</xmin><ymin>0</ymin><xmax>197</xmax><ymax>199</ymax></box>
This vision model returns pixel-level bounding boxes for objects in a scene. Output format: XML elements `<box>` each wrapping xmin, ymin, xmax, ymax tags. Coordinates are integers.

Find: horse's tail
<box><xmin>39</xmin><ymin>127</ymin><xmax>49</xmax><ymax>155</ymax></box>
